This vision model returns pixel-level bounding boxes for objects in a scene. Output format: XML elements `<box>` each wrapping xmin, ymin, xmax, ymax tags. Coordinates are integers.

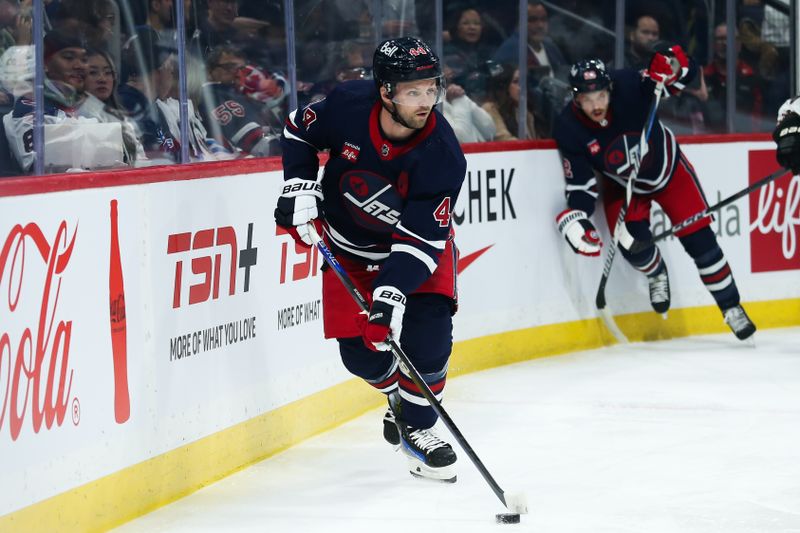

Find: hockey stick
<box><xmin>627</xmin><ymin>167</ymin><xmax>790</xmax><ymax>254</ymax></box>
<box><xmin>306</xmin><ymin>223</ymin><xmax>528</xmax><ymax>516</ymax></box>
<box><xmin>595</xmin><ymin>80</ymin><xmax>665</xmax><ymax>343</ymax></box>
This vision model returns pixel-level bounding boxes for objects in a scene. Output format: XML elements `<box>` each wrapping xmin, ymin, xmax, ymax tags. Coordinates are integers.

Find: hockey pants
<box><xmin>603</xmin><ymin>153</ymin><xmax>741</xmax><ymax>311</ymax></box>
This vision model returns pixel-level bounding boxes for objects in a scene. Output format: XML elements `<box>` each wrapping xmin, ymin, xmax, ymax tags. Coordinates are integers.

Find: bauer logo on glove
<box><xmin>357</xmin><ymin>286</ymin><xmax>406</xmax><ymax>351</ymax></box>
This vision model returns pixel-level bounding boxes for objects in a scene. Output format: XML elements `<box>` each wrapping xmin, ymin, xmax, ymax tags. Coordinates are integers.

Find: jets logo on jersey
<box><xmin>340</xmin><ymin>170</ymin><xmax>403</xmax><ymax>230</ymax></box>
<box><xmin>340</xmin><ymin>141</ymin><xmax>360</xmax><ymax>162</ymax></box>
<box><xmin>302</xmin><ymin>107</ymin><xmax>317</xmax><ymax>128</ymax></box>
<box><xmin>605</xmin><ymin>132</ymin><xmax>653</xmax><ymax>176</ymax></box>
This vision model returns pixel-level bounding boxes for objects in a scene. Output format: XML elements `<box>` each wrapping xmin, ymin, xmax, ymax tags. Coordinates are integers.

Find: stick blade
<box><xmin>503</xmin><ymin>491</ymin><xmax>528</xmax><ymax>514</ymax></box>
<box><xmin>599</xmin><ymin>307</ymin><xmax>628</xmax><ymax>343</ymax></box>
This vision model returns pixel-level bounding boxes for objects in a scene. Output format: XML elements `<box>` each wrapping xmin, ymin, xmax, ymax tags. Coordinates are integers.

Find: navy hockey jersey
<box><xmin>553</xmin><ymin>67</ymin><xmax>695</xmax><ymax>216</ymax></box>
<box><xmin>281</xmin><ymin>80</ymin><xmax>467</xmax><ymax>296</ymax></box>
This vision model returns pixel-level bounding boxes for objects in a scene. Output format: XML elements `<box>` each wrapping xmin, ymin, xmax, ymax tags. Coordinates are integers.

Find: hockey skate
<box><xmin>647</xmin><ymin>264</ymin><xmax>671</xmax><ymax>315</ymax></box>
<box><xmin>383</xmin><ymin>392</ymin><xmax>400</xmax><ymax>446</ymax></box>
<box><xmin>723</xmin><ymin>305</ymin><xmax>756</xmax><ymax>340</ymax></box>
<box><xmin>399</xmin><ymin>425</ymin><xmax>457</xmax><ymax>483</ymax></box>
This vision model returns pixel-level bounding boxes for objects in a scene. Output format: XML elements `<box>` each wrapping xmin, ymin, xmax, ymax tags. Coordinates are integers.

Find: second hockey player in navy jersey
<box><xmin>553</xmin><ymin>48</ymin><xmax>756</xmax><ymax>340</ymax></box>
<box><xmin>274</xmin><ymin>37</ymin><xmax>467</xmax><ymax>481</ymax></box>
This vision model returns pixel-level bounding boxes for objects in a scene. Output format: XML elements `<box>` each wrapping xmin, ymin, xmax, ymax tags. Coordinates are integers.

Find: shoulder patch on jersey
<box><xmin>587</xmin><ymin>139</ymin><xmax>601</xmax><ymax>155</ymax></box>
<box><xmin>302</xmin><ymin>106</ymin><xmax>317</xmax><ymax>128</ymax></box>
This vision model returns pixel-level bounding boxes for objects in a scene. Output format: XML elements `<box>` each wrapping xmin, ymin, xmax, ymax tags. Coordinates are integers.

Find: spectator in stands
<box><xmin>156</xmin><ymin>52</ymin><xmax>221</xmax><ymax>161</ymax></box>
<box><xmin>5</xmin><ymin>31</ymin><xmax>131</xmax><ymax>172</ymax></box>
<box><xmin>626</xmin><ymin>0</ymin><xmax>687</xmax><ymax>48</ymax></box>
<box><xmin>703</xmin><ymin>22</ymin><xmax>764</xmax><ymax>132</ymax></box>
<box><xmin>118</xmin><ymin>27</ymin><xmax>180</xmax><ymax>160</ymax></box>
<box><xmin>236</xmin><ymin>1</ymin><xmax>285</xmax><ymax>69</ymax></box>
<box><xmin>140</xmin><ymin>0</ymin><xmax>177</xmax><ymax>53</ymax></box>
<box><xmin>194</xmin><ymin>0</ymin><xmax>239</xmax><ymax>55</ymax></box>
<box><xmin>33</xmin><ymin>30</ymin><xmax>85</xmax><ymax>103</ymax></box>
<box><xmin>626</xmin><ymin>14</ymin><xmax>660</xmax><ymax>69</ymax></box>
<box><xmin>198</xmin><ymin>45</ymin><xmax>280</xmax><ymax>157</ymax></box>
<box><xmin>79</xmin><ymin>48</ymin><xmax>144</xmax><ymax>164</ymax></box>
<box><xmin>481</xmin><ymin>63</ymin><xmax>536</xmax><ymax>140</ymax></box>
<box><xmin>52</xmin><ymin>0</ymin><xmax>118</xmax><ymax>56</ymax></box>
<box><xmin>231</xmin><ymin>14</ymin><xmax>275</xmax><ymax>71</ymax></box>
<box><xmin>443</xmin><ymin>6</ymin><xmax>494</xmax><ymax>102</ymax></box>
<box><xmin>492</xmin><ymin>1</ymin><xmax>568</xmax><ymax>88</ymax></box>
<box><xmin>441</xmin><ymin>65</ymin><xmax>495</xmax><ymax>144</ymax></box>
<box><xmin>0</xmin><ymin>0</ymin><xmax>31</xmax><ymax>58</ymax></box>
<box><xmin>738</xmin><ymin>16</ymin><xmax>779</xmax><ymax>82</ymax></box>
<box><xmin>296</xmin><ymin>39</ymin><xmax>337</xmax><ymax>105</ymax></box>
<box><xmin>376</xmin><ymin>0</ymin><xmax>418</xmax><ymax>38</ymax></box>
<box><xmin>0</xmin><ymin>43</ymin><xmax>30</xmax><ymax>174</ymax></box>
<box><xmin>333</xmin><ymin>41</ymin><xmax>371</xmax><ymax>83</ymax></box>
<box><xmin>0</xmin><ymin>44</ymin><xmax>31</xmax><ymax>111</ymax></box>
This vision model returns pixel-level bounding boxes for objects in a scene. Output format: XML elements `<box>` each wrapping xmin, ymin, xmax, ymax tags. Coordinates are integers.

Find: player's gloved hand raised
<box><xmin>556</xmin><ymin>209</ymin><xmax>602</xmax><ymax>257</ymax></box>
<box><xmin>647</xmin><ymin>45</ymin><xmax>688</xmax><ymax>87</ymax></box>
<box><xmin>773</xmin><ymin>112</ymin><xmax>800</xmax><ymax>174</ymax></box>
<box><xmin>274</xmin><ymin>177</ymin><xmax>323</xmax><ymax>246</ymax></box>
<box><xmin>356</xmin><ymin>286</ymin><xmax>406</xmax><ymax>351</ymax></box>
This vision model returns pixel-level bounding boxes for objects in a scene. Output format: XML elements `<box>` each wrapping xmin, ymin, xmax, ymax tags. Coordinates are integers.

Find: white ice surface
<box><xmin>114</xmin><ymin>328</ymin><xmax>800</xmax><ymax>533</ymax></box>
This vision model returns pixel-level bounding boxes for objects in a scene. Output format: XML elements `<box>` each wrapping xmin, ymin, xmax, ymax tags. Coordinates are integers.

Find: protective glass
<box><xmin>390</xmin><ymin>76</ymin><xmax>446</xmax><ymax>107</ymax></box>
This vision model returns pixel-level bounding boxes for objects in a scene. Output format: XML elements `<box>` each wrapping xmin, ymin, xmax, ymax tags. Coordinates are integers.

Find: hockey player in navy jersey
<box><xmin>553</xmin><ymin>49</ymin><xmax>756</xmax><ymax>340</ymax></box>
<box><xmin>274</xmin><ymin>37</ymin><xmax>467</xmax><ymax>481</ymax></box>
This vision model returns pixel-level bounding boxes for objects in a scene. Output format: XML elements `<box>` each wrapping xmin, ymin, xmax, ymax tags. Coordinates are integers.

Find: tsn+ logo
<box><xmin>167</xmin><ymin>223</ymin><xmax>258</xmax><ymax>308</ymax></box>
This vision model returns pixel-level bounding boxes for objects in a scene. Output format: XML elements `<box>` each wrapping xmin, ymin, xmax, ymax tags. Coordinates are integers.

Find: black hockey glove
<box><xmin>773</xmin><ymin>112</ymin><xmax>800</xmax><ymax>174</ymax></box>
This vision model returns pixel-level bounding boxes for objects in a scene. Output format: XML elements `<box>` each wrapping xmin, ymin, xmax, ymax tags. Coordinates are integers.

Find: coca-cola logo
<box><xmin>0</xmin><ymin>221</ymin><xmax>76</xmax><ymax>441</ymax></box>
<box><xmin>748</xmin><ymin>150</ymin><xmax>800</xmax><ymax>272</ymax></box>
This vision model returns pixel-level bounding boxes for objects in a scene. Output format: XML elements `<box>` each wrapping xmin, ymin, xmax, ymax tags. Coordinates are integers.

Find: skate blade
<box><xmin>406</xmin><ymin>458</ymin><xmax>457</xmax><ymax>483</ymax></box>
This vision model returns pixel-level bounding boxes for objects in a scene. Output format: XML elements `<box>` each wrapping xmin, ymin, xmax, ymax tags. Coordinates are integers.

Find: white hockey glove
<box><xmin>356</xmin><ymin>286</ymin><xmax>406</xmax><ymax>351</ymax></box>
<box><xmin>274</xmin><ymin>177</ymin><xmax>323</xmax><ymax>246</ymax></box>
<box><xmin>556</xmin><ymin>208</ymin><xmax>602</xmax><ymax>257</ymax></box>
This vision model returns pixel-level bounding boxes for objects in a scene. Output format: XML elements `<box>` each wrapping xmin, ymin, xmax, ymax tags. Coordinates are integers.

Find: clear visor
<box><xmin>390</xmin><ymin>76</ymin><xmax>446</xmax><ymax>107</ymax></box>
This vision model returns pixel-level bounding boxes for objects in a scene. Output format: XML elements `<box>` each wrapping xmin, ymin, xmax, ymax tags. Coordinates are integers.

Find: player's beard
<box><xmin>393</xmin><ymin>103</ymin><xmax>432</xmax><ymax>130</ymax></box>
<box><xmin>589</xmin><ymin>107</ymin><xmax>608</xmax><ymax>124</ymax></box>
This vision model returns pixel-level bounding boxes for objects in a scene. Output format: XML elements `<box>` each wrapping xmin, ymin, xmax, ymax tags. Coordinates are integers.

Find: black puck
<box><xmin>495</xmin><ymin>513</ymin><xmax>520</xmax><ymax>524</ymax></box>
